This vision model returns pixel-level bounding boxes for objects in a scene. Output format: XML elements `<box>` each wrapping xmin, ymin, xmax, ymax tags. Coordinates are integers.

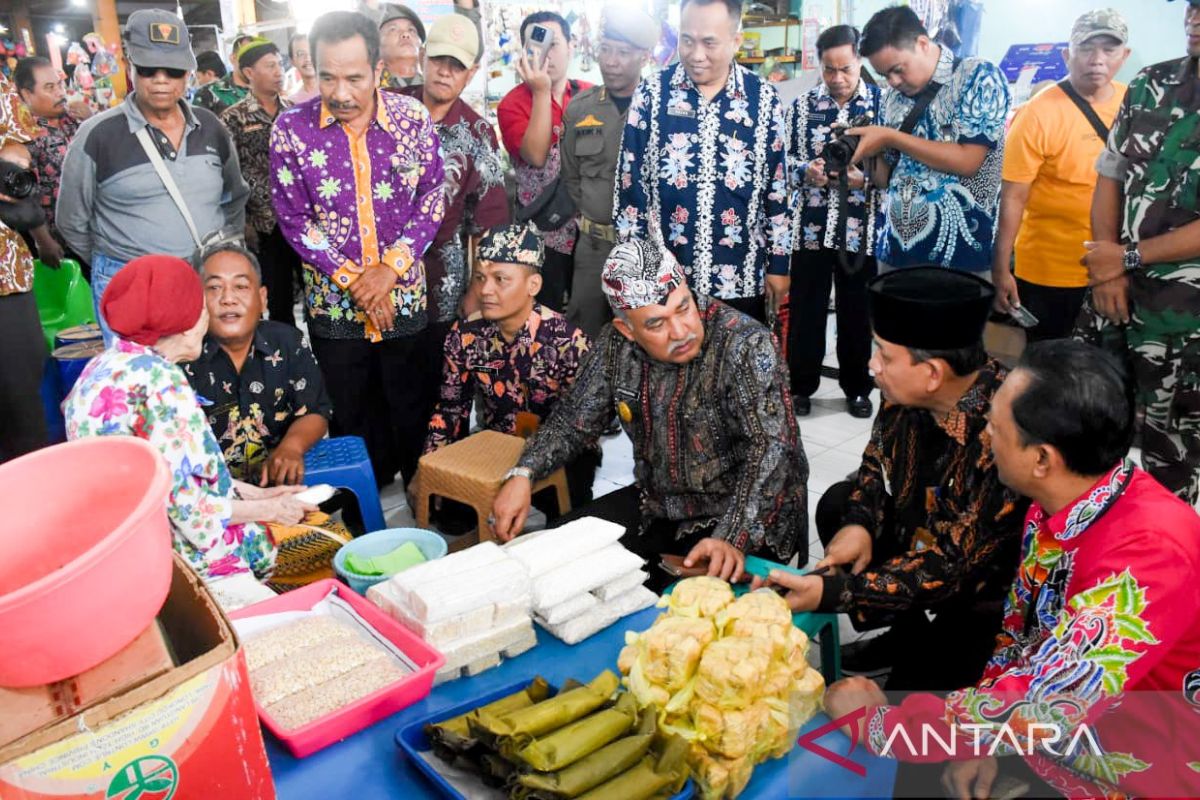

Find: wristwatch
<box><xmin>1123</xmin><ymin>242</ymin><xmax>1143</xmax><ymax>273</ymax></box>
<box><xmin>503</xmin><ymin>466</ymin><xmax>534</xmax><ymax>483</ymax></box>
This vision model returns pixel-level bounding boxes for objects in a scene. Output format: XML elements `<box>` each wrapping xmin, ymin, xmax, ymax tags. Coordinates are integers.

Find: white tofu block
<box><xmin>538</xmin><ymin>586</ymin><xmax>658</xmax><ymax>645</ymax></box>
<box><xmin>592</xmin><ymin>570</ymin><xmax>650</xmax><ymax>602</ymax></box>
<box><xmin>405</xmin><ymin>558</ymin><xmax>531</xmax><ymax>624</ymax></box>
<box><xmin>539</xmin><ymin>593</ymin><xmax>599</xmax><ymax>625</ymax></box>
<box><xmin>438</xmin><ymin>617</ymin><xmax>535</xmax><ymax>673</ymax></box>
<box><xmin>504</xmin><ymin>517</ymin><xmax>626</xmax><ymax>577</ymax></box>
<box><xmin>464</xmin><ymin>652</ymin><xmax>502</xmax><ymax>677</ymax></box>
<box><xmin>531</xmin><ymin>544</ymin><xmax>644</xmax><ymax>611</ymax></box>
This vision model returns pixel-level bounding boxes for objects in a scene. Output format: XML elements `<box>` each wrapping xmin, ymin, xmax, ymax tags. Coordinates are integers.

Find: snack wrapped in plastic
<box><xmin>514</xmin><ymin>693</ymin><xmax>639</xmax><ymax>771</ymax></box>
<box><xmin>575</xmin><ymin>733</ymin><xmax>689</xmax><ymax>800</ymax></box>
<box><xmin>472</xmin><ymin>671</ymin><xmax>619</xmax><ymax>745</ymax></box>
<box><xmin>624</xmin><ymin>616</ymin><xmax>715</xmax><ymax>697</ymax></box>
<box><xmin>693</xmin><ymin>637</ymin><xmax>771</xmax><ymax>710</ymax></box>
<box><xmin>691</xmin><ymin>701</ymin><xmax>769</xmax><ymax>759</ymax></box>
<box><xmin>660</xmin><ymin>576</ymin><xmax>734</xmax><ymax>619</ymax></box>
<box><xmin>716</xmin><ymin>590</ymin><xmax>793</xmax><ymax>659</ymax></box>
<box><xmin>514</xmin><ymin>713</ymin><xmax>657</xmax><ymax>799</ymax></box>
<box><xmin>425</xmin><ymin>677</ymin><xmax>551</xmax><ymax>762</ymax></box>
<box><xmin>688</xmin><ymin>745</ymin><xmax>755</xmax><ymax>800</ymax></box>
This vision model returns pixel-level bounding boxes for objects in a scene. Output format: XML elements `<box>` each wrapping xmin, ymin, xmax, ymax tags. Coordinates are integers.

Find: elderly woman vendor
<box><xmin>63</xmin><ymin>254</ymin><xmax>345</xmax><ymax>584</ymax></box>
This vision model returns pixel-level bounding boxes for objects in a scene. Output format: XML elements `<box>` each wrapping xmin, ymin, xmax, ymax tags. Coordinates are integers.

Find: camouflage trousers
<box><xmin>1075</xmin><ymin>273</ymin><xmax>1200</xmax><ymax>505</ymax></box>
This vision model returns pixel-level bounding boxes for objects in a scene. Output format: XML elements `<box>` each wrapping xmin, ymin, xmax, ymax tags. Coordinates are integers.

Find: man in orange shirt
<box><xmin>992</xmin><ymin>9</ymin><xmax>1130</xmax><ymax>341</ymax></box>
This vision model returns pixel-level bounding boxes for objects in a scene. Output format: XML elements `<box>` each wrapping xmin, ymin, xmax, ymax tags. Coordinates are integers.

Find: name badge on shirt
<box><xmin>667</xmin><ymin>103</ymin><xmax>696</xmax><ymax>119</ymax></box>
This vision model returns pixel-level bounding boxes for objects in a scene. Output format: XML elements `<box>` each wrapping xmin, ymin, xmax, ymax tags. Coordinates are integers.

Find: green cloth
<box><xmin>344</xmin><ymin>541</ymin><xmax>427</xmax><ymax>576</ymax></box>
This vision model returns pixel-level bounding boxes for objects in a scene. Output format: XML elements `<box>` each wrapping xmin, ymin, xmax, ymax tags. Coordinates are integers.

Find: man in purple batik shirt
<box><xmin>270</xmin><ymin>11</ymin><xmax>445</xmax><ymax>488</ymax></box>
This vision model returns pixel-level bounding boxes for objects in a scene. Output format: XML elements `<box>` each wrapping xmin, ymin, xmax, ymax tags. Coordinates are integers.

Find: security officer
<box><xmin>560</xmin><ymin>5</ymin><xmax>657</xmax><ymax>339</ymax></box>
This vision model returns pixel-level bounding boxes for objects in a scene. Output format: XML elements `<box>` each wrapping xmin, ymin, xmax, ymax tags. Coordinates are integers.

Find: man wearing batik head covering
<box><xmin>491</xmin><ymin>238</ymin><xmax>809</xmax><ymax>588</ymax></box>
<box><xmin>424</xmin><ymin>223</ymin><xmax>599</xmax><ymax>512</ymax></box>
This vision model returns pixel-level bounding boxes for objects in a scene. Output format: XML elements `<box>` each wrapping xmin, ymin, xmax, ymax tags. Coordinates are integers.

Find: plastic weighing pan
<box><xmin>396</xmin><ymin>678</ymin><xmax>695</xmax><ymax>799</ymax></box>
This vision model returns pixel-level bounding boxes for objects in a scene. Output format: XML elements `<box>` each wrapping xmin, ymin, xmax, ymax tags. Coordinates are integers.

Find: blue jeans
<box><xmin>90</xmin><ymin>253</ymin><xmax>127</xmax><ymax>346</ymax></box>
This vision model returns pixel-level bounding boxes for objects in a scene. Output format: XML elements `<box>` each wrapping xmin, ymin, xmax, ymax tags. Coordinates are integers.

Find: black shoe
<box><xmin>793</xmin><ymin>395</ymin><xmax>811</xmax><ymax>416</ymax></box>
<box><xmin>841</xmin><ymin>631</ymin><xmax>896</xmax><ymax>676</ymax></box>
<box><xmin>847</xmin><ymin>395</ymin><xmax>873</xmax><ymax>419</ymax></box>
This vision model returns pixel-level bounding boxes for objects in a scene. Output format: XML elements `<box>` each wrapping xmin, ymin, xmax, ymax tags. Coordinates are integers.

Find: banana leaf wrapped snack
<box><xmin>575</xmin><ymin>732</ymin><xmax>689</xmax><ymax>800</ymax></box>
<box><xmin>426</xmin><ymin>677</ymin><xmax>552</xmax><ymax>763</ymax></box>
<box><xmin>512</xmin><ymin>693</ymin><xmax>639</xmax><ymax>771</ymax></box>
<box><xmin>474</xmin><ymin>671</ymin><xmax>619</xmax><ymax>748</ymax></box>
<box><xmin>513</xmin><ymin>711</ymin><xmax>658</xmax><ymax>799</ymax></box>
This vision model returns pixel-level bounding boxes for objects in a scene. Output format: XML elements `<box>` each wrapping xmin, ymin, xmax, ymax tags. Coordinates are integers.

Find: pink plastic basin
<box><xmin>0</xmin><ymin>436</ymin><xmax>173</xmax><ymax>687</ymax></box>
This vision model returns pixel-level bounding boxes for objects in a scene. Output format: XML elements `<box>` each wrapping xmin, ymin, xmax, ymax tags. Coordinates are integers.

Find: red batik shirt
<box><xmin>866</xmin><ymin>462</ymin><xmax>1200</xmax><ymax>798</ymax></box>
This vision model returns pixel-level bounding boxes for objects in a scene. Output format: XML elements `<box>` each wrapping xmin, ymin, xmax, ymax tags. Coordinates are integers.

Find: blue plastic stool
<box><xmin>39</xmin><ymin>359</ymin><xmax>65</xmax><ymax>444</ymax></box>
<box><xmin>304</xmin><ymin>436</ymin><xmax>386</xmax><ymax>534</ymax></box>
<box><xmin>794</xmin><ymin>611</ymin><xmax>842</xmax><ymax>684</ymax></box>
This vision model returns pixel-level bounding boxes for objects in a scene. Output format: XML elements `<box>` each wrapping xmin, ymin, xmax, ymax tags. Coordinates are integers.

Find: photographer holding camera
<box><xmin>844</xmin><ymin>6</ymin><xmax>1010</xmax><ymax>275</ymax></box>
<box><xmin>786</xmin><ymin>25</ymin><xmax>881</xmax><ymax>420</ymax></box>
<box><xmin>0</xmin><ymin>72</ymin><xmax>50</xmax><ymax>462</ymax></box>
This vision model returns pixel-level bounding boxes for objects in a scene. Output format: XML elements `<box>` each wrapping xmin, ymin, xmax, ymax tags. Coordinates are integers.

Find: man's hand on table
<box><xmin>349</xmin><ymin>264</ymin><xmax>398</xmax><ymax>331</ymax></box>
<box><xmin>824</xmin><ymin>675</ymin><xmax>888</xmax><ymax>744</ymax></box>
<box><xmin>683</xmin><ymin>538</ymin><xmax>745</xmax><ymax>583</ymax></box>
<box><xmin>490</xmin><ymin>476</ymin><xmax>532</xmax><ymax>542</ymax></box>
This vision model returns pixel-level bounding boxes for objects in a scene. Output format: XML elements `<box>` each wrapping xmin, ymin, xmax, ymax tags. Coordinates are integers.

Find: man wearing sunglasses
<box><xmin>57</xmin><ymin>9</ymin><xmax>249</xmax><ymax>344</ymax></box>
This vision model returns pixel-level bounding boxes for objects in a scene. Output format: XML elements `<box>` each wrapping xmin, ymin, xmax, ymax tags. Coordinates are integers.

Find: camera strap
<box><xmin>135</xmin><ymin>127</ymin><xmax>203</xmax><ymax>250</ymax></box>
<box><xmin>899</xmin><ymin>79</ymin><xmax>945</xmax><ymax>136</ymax></box>
<box><xmin>1057</xmin><ymin>79</ymin><xmax>1111</xmax><ymax>140</ymax></box>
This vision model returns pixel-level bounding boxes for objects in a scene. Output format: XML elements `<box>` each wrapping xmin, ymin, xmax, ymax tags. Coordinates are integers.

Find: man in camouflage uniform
<box><xmin>1079</xmin><ymin>0</ymin><xmax>1200</xmax><ymax>503</ymax></box>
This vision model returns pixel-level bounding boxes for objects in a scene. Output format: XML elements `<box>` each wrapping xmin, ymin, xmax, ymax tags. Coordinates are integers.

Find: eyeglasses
<box><xmin>135</xmin><ymin>66</ymin><xmax>188</xmax><ymax>79</ymax></box>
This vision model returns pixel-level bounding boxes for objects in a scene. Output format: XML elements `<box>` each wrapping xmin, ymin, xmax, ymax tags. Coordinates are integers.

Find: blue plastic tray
<box><xmin>396</xmin><ymin>678</ymin><xmax>694</xmax><ymax>800</ymax></box>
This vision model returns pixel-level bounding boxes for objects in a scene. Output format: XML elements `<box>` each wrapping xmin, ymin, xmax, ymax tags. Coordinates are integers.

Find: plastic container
<box><xmin>396</xmin><ymin>679</ymin><xmax>694</xmax><ymax>800</ymax></box>
<box><xmin>0</xmin><ymin>436</ymin><xmax>173</xmax><ymax>686</ymax></box>
<box><xmin>333</xmin><ymin>527</ymin><xmax>448</xmax><ymax>595</ymax></box>
<box><xmin>230</xmin><ymin>579</ymin><xmax>445</xmax><ymax>757</ymax></box>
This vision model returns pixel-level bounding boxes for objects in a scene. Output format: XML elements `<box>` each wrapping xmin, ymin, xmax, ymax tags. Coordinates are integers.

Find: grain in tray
<box><xmin>243</xmin><ymin>616</ymin><xmax>358</xmax><ymax>672</ymax></box>
<box><xmin>265</xmin><ymin>659</ymin><xmax>408</xmax><ymax>730</ymax></box>
<box><xmin>251</xmin><ymin>638</ymin><xmax>389</xmax><ymax>706</ymax></box>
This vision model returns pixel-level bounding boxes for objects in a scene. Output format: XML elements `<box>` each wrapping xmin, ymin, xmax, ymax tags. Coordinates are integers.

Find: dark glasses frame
<box><xmin>135</xmin><ymin>65</ymin><xmax>188</xmax><ymax>79</ymax></box>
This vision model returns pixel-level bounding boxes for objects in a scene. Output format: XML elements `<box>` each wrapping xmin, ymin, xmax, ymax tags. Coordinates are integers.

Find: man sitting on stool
<box><xmin>424</xmin><ymin>223</ymin><xmax>599</xmax><ymax>513</ymax></box>
<box><xmin>491</xmin><ymin>238</ymin><xmax>809</xmax><ymax>590</ymax></box>
<box><xmin>759</xmin><ymin>267</ymin><xmax>1027</xmax><ymax>691</ymax></box>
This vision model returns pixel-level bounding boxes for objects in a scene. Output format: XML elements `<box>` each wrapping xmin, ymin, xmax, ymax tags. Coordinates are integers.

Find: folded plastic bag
<box><xmin>539</xmin><ymin>593</ymin><xmax>599</xmax><ymax>625</ymax></box>
<box><xmin>592</xmin><ymin>569</ymin><xmax>649</xmax><ymax>603</ymax></box>
<box><xmin>505</xmin><ymin>517</ymin><xmax>625</xmax><ymax>577</ymax></box>
<box><xmin>532</xmin><ymin>545</ymin><xmax>644</xmax><ymax>611</ymax></box>
<box><xmin>540</xmin><ymin>586</ymin><xmax>658</xmax><ymax>645</ymax></box>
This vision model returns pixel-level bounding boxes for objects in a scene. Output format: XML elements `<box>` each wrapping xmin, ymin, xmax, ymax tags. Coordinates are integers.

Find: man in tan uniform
<box><xmin>560</xmin><ymin>5</ymin><xmax>656</xmax><ymax>338</ymax></box>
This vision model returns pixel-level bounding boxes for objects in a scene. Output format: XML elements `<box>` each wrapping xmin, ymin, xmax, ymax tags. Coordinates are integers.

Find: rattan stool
<box><xmin>413</xmin><ymin>430</ymin><xmax>571</xmax><ymax>540</ymax></box>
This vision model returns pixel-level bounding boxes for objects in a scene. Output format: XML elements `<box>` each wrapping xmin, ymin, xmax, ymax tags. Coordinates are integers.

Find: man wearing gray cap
<box><xmin>992</xmin><ymin>9</ymin><xmax>1130</xmax><ymax>342</ymax></box>
<box><xmin>379</xmin><ymin>4</ymin><xmax>426</xmax><ymax>89</ymax></box>
<box><xmin>491</xmin><ymin>238</ymin><xmax>809</xmax><ymax>590</ymax></box>
<box><xmin>1077</xmin><ymin>0</ymin><xmax>1200</xmax><ymax>505</ymax></box>
<box><xmin>56</xmin><ymin>9</ymin><xmax>249</xmax><ymax>344</ymax></box>
<box><xmin>560</xmin><ymin>4</ymin><xmax>656</xmax><ymax>339</ymax></box>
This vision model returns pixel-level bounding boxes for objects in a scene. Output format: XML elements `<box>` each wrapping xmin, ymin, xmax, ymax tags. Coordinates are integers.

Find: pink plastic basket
<box><xmin>229</xmin><ymin>579</ymin><xmax>445</xmax><ymax>757</ymax></box>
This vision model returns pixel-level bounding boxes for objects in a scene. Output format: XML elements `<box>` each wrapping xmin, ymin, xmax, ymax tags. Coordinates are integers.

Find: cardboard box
<box><xmin>0</xmin><ymin>555</ymin><xmax>276</xmax><ymax>800</ymax></box>
<box><xmin>0</xmin><ymin>621</ymin><xmax>176</xmax><ymax>746</ymax></box>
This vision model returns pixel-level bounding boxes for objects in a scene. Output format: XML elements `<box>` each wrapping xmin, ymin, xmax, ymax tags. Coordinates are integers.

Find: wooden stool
<box><xmin>412</xmin><ymin>430</ymin><xmax>571</xmax><ymax>541</ymax></box>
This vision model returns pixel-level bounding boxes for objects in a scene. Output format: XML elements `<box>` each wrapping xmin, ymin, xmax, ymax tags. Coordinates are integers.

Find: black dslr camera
<box><xmin>0</xmin><ymin>160</ymin><xmax>36</xmax><ymax>200</ymax></box>
<box><xmin>822</xmin><ymin>112</ymin><xmax>875</xmax><ymax>175</ymax></box>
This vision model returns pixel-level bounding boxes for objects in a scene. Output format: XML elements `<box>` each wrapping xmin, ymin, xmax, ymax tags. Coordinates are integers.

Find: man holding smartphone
<box><xmin>497</xmin><ymin>12</ymin><xmax>591</xmax><ymax>313</ymax></box>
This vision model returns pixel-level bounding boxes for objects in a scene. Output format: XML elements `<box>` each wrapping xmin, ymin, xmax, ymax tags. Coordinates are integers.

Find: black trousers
<box><xmin>816</xmin><ymin>480</ymin><xmax>1002</xmax><ymax>693</ymax></box>
<box><xmin>552</xmin><ymin>484</ymin><xmax>715</xmax><ymax>592</ymax></box>
<box><xmin>1016</xmin><ymin>277</ymin><xmax>1088</xmax><ymax>343</ymax></box>
<box><xmin>0</xmin><ymin>291</ymin><xmax>48</xmax><ymax>462</ymax></box>
<box><xmin>536</xmin><ymin>247</ymin><xmax>574</xmax><ymax>313</ymax></box>
<box><xmin>788</xmin><ymin>248</ymin><xmax>876</xmax><ymax>399</ymax></box>
<box><xmin>720</xmin><ymin>294</ymin><xmax>767</xmax><ymax>325</ymax></box>
<box><xmin>256</xmin><ymin>224</ymin><xmax>302</xmax><ymax>328</ymax></box>
<box><xmin>310</xmin><ymin>333</ymin><xmax>428</xmax><ymax>487</ymax></box>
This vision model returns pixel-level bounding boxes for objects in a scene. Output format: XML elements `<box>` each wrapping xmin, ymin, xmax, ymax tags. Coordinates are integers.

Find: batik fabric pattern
<box><xmin>615</xmin><ymin>63</ymin><xmax>791</xmax><ymax>299</ymax></box>
<box><xmin>63</xmin><ymin>339</ymin><xmax>276</xmax><ymax>580</ymax></box>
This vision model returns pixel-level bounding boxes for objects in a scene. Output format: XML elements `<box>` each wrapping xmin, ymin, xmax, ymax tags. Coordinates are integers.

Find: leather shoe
<box><xmin>847</xmin><ymin>395</ymin><xmax>873</xmax><ymax>419</ymax></box>
<box><xmin>793</xmin><ymin>395</ymin><xmax>811</xmax><ymax>416</ymax></box>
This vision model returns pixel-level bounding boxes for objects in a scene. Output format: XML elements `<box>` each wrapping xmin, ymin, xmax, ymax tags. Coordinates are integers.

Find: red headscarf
<box><xmin>100</xmin><ymin>255</ymin><xmax>203</xmax><ymax>346</ymax></box>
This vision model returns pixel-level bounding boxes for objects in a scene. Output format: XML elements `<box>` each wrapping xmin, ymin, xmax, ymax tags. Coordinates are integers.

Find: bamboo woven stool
<box><xmin>412</xmin><ymin>430</ymin><xmax>571</xmax><ymax>540</ymax></box>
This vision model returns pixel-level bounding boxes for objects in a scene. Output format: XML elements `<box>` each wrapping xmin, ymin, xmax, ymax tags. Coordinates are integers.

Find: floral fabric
<box><xmin>867</xmin><ymin>463</ymin><xmax>1200</xmax><ymax>798</ymax></box>
<box><xmin>615</xmin><ymin>63</ymin><xmax>791</xmax><ymax>299</ymax></box>
<box><xmin>425</xmin><ymin>303</ymin><xmax>591</xmax><ymax>452</ymax></box>
<box><xmin>27</xmin><ymin>113</ymin><xmax>81</xmax><ymax>236</ymax></box>
<box><xmin>876</xmin><ymin>47</ymin><xmax>1010</xmax><ymax>271</ymax></box>
<box><xmin>221</xmin><ymin>93</ymin><xmax>292</xmax><ymax>234</ymax></box>
<box><xmin>63</xmin><ymin>339</ymin><xmax>277</xmax><ymax>579</ymax></box>
<box><xmin>0</xmin><ymin>72</ymin><xmax>38</xmax><ymax>296</ymax></box>
<box><xmin>269</xmin><ymin>92</ymin><xmax>446</xmax><ymax>341</ymax></box>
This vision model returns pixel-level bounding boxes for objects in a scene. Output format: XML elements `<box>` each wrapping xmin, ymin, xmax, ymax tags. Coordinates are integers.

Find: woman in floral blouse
<box><xmin>63</xmin><ymin>255</ymin><xmax>330</xmax><ymax>582</ymax></box>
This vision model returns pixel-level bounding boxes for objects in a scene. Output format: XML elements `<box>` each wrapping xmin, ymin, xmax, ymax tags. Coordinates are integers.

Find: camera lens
<box><xmin>0</xmin><ymin>166</ymin><xmax>35</xmax><ymax>200</ymax></box>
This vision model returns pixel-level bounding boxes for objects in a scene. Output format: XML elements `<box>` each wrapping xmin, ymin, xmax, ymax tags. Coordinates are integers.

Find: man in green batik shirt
<box><xmin>1078</xmin><ymin>0</ymin><xmax>1200</xmax><ymax>504</ymax></box>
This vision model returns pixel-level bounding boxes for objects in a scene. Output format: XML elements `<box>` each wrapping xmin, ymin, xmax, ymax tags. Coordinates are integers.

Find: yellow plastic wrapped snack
<box><xmin>693</xmin><ymin>638</ymin><xmax>771</xmax><ymax>711</ymax></box>
<box><xmin>660</xmin><ymin>576</ymin><xmax>733</xmax><ymax>618</ymax></box>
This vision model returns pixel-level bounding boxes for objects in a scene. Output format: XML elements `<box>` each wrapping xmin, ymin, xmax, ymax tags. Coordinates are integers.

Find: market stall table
<box><xmin>267</xmin><ymin>606</ymin><xmax>898</xmax><ymax>799</ymax></box>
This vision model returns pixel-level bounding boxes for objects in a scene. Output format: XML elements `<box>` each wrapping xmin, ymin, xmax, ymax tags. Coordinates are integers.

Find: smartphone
<box><xmin>524</xmin><ymin>23</ymin><xmax>554</xmax><ymax>69</ymax></box>
<box><xmin>1009</xmin><ymin>305</ymin><xmax>1040</xmax><ymax>329</ymax></box>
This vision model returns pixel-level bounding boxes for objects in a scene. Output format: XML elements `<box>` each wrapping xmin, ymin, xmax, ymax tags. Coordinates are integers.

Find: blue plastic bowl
<box><xmin>333</xmin><ymin>527</ymin><xmax>448</xmax><ymax>595</ymax></box>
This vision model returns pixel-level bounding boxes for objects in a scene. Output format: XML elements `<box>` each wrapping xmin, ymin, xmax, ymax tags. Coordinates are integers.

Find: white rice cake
<box><xmin>404</xmin><ymin>557</ymin><xmax>531</xmax><ymax>624</ymax></box>
<box><xmin>531</xmin><ymin>544</ymin><xmax>644</xmax><ymax>611</ymax></box>
<box><xmin>432</xmin><ymin>621</ymin><xmax>538</xmax><ymax>686</ymax></box>
<box><xmin>538</xmin><ymin>586</ymin><xmax>658</xmax><ymax>645</ymax></box>
<box><xmin>592</xmin><ymin>570</ymin><xmax>650</xmax><ymax>603</ymax></box>
<box><xmin>504</xmin><ymin>517</ymin><xmax>625</xmax><ymax>577</ymax></box>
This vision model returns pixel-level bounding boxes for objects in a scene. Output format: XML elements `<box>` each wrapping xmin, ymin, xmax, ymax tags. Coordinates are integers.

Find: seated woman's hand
<box><xmin>260</xmin><ymin>494</ymin><xmax>319</xmax><ymax>526</ymax></box>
